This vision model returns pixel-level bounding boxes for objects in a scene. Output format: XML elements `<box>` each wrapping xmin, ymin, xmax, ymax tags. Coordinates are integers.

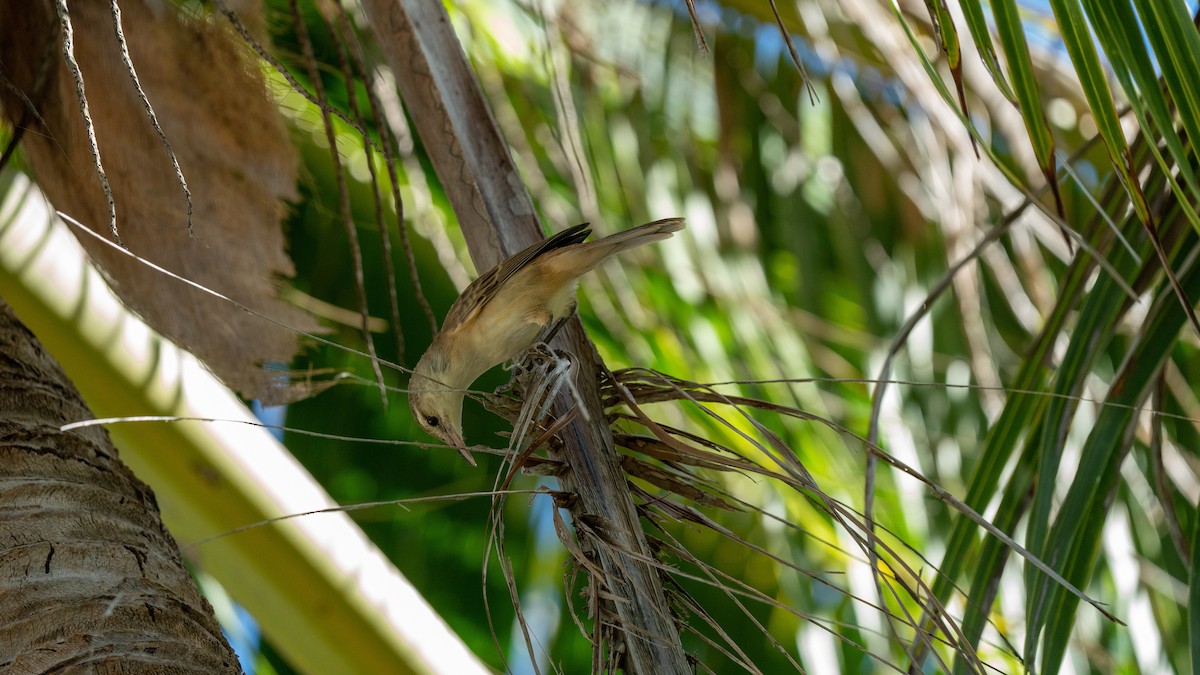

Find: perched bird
<box><xmin>408</xmin><ymin>217</ymin><xmax>685</xmax><ymax>463</ymax></box>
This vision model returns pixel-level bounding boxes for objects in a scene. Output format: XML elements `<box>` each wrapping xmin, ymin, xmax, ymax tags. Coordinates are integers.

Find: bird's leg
<box><xmin>538</xmin><ymin>312</ymin><xmax>571</xmax><ymax>347</ymax></box>
<box><xmin>533</xmin><ymin>300</ymin><xmax>576</xmax><ymax>359</ymax></box>
<box><xmin>512</xmin><ymin>342</ymin><xmax>560</xmax><ymax>381</ymax></box>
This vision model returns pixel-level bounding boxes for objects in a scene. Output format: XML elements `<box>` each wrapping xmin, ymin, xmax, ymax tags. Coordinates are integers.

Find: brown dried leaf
<box><xmin>0</xmin><ymin>1</ymin><xmax>316</xmax><ymax>402</ymax></box>
<box><xmin>620</xmin><ymin>455</ymin><xmax>737</xmax><ymax>511</ymax></box>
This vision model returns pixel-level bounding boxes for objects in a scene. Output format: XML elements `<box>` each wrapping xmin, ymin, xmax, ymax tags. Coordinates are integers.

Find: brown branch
<box><xmin>358</xmin><ymin>1</ymin><xmax>690</xmax><ymax>672</ymax></box>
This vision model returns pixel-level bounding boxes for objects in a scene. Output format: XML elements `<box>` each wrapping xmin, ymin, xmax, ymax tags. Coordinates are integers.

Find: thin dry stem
<box><xmin>108</xmin><ymin>0</ymin><xmax>192</xmax><ymax>237</ymax></box>
<box><xmin>54</xmin><ymin>0</ymin><xmax>118</xmax><ymax>244</ymax></box>
<box><xmin>321</xmin><ymin>5</ymin><xmax>406</xmax><ymax>361</ymax></box>
<box><xmin>290</xmin><ymin>0</ymin><xmax>386</xmax><ymax>408</ymax></box>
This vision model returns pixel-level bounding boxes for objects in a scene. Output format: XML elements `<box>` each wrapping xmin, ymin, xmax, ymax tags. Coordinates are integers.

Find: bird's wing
<box><xmin>441</xmin><ymin>222</ymin><xmax>592</xmax><ymax>333</ymax></box>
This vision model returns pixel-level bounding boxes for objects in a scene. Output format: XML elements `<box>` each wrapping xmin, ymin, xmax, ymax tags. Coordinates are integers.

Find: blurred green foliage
<box><xmin>227</xmin><ymin>0</ymin><xmax>1200</xmax><ymax>672</ymax></box>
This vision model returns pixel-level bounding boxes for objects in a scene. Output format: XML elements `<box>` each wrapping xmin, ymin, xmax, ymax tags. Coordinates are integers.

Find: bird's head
<box><xmin>408</xmin><ymin>347</ymin><xmax>474</xmax><ymax>464</ymax></box>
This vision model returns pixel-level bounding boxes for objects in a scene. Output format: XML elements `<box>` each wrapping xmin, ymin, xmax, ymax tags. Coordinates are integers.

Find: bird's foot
<box><xmin>531</xmin><ymin>340</ymin><xmax>569</xmax><ymax>362</ymax></box>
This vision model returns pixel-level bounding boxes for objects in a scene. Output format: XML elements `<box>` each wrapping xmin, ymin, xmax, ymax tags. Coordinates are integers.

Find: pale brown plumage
<box><xmin>408</xmin><ymin>218</ymin><xmax>685</xmax><ymax>463</ymax></box>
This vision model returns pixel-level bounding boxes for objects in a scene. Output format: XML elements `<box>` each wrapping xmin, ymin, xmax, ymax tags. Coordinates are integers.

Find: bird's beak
<box><xmin>447</xmin><ymin>429</ymin><xmax>476</xmax><ymax>466</ymax></box>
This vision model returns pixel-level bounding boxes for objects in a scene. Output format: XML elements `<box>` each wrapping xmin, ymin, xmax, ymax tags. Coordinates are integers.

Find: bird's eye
<box><xmin>425</xmin><ymin>416</ymin><xmax>440</xmax><ymax>428</ymax></box>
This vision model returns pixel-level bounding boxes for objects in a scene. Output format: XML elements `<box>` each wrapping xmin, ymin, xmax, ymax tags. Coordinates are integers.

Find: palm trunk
<box><xmin>0</xmin><ymin>299</ymin><xmax>239</xmax><ymax>674</ymax></box>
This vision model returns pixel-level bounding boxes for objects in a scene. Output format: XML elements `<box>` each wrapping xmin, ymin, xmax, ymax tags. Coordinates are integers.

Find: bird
<box><xmin>408</xmin><ymin>217</ymin><xmax>685</xmax><ymax>464</ymax></box>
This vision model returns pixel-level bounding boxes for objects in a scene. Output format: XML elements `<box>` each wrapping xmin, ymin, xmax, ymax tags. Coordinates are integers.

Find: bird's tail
<box><xmin>567</xmin><ymin>217</ymin><xmax>685</xmax><ymax>272</ymax></box>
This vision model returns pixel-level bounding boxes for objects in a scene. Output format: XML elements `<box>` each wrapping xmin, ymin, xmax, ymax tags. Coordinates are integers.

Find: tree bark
<box><xmin>0</xmin><ymin>299</ymin><xmax>240</xmax><ymax>674</ymax></box>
